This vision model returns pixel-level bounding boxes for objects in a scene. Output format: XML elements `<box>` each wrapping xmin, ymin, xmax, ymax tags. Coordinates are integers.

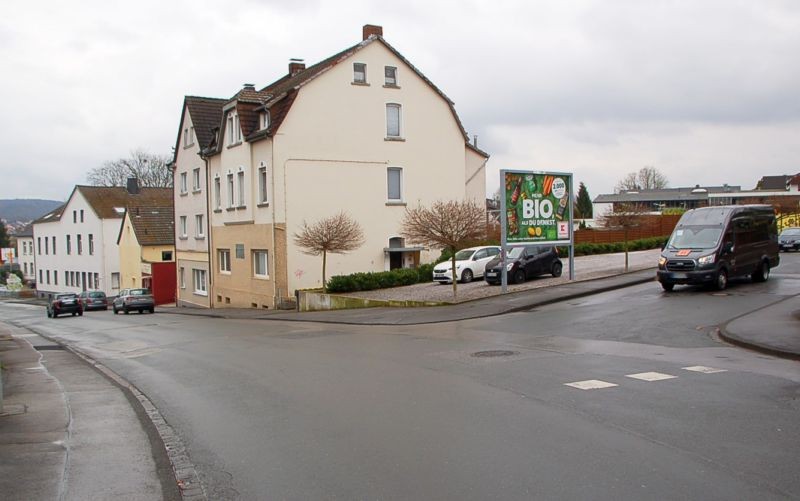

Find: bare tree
<box><xmin>615</xmin><ymin>166</ymin><xmax>668</xmax><ymax>193</ymax></box>
<box><xmin>400</xmin><ymin>199</ymin><xmax>486</xmax><ymax>298</ymax></box>
<box><xmin>600</xmin><ymin>202</ymin><xmax>650</xmax><ymax>271</ymax></box>
<box><xmin>87</xmin><ymin>149</ymin><xmax>173</xmax><ymax>188</ymax></box>
<box><xmin>293</xmin><ymin>212</ymin><xmax>365</xmax><ymax>292</ymax></box>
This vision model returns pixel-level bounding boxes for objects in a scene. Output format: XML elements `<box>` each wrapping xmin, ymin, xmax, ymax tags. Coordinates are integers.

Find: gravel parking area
<box><xmin>343</xmin><ymin>248</ymin><xmax>661</xmax><ymax>304</ymax></box>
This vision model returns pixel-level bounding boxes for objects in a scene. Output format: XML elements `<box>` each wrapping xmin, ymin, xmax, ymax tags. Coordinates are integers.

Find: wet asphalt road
<box><xmin>3</xmin><ymin>253</ymin><xmax>799</xmax><ymax>500</ymax></box>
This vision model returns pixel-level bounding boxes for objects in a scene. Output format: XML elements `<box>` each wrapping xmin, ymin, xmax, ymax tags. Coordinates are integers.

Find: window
<box><xmin>387</xmin><ymin>167</ymin><xmax>403</xmax><ymax>201</ymax></box>
<box><xmin>73</xmin><ymin>210</ymin><xmax>77</xmax><ymax>223</ymax></box>
<box><xmin>385</xmin><ymin>66</ymin><xmax>397</xmax><ymax>86</ymax></box>
<box><xmin>227</xmin><ymin>173</ymin><xmax>234</xmax><ymax>208</ymax></box>
<box><xmin>180</xmin><ymin>172</ymin><xmax>188</xmax><ymax>194</ymax></box>
<box><xmin>37</xmin><ymin>237</ymin><xmax>41</xmax><ymax>255</ymax></box>
<box><xmin>227</xmin><ymin>112</ymin><xmax>241</xmax><ymax>145</ymax></box>
<box><xmin>219</xmin><ymin>249</ymin><xmax>231</xmax><ymax>273</ymax></box>
<box><xmin>75</xmin><ymin>272</ymin><xmax>80</xmax><ymax>288</ymax></box>
<box><xmin>88</xmin><ymin>234</ymin><xmax>94</xmax><ymax>255</ymax></box>
<box><xmin>237</xmin><ymin>170</ymin><xmax>245</xmax><ymax>207</ymax></box>
<box><xmin>214</xmin><ymin>177</ymin><xmax>221</xmax><ymax>210</ymax></box>
<box><xmin>46</xmin><ymin>270</ymin><xmax>50</xmax><ymax>284</ymax></box>
<box><xmin>94</xmin><ymin>273</ymin><xmax>99</xmax><ymax>289</ymax></box>
<box><xmin>184</xmin><ymin>126</ymin><xmax>194</xmax><ymax>147</ymax></box>
<box><xmin>260</xmin><ymin>111</ymin><xmax>270</xmax><ymax>130</ymax></box>
<box><xmin>386</xmin><ymin>103</ymin><xmax>401</xmax><ymax>138</ymax></box>
<box><xmin>80</xmin><ymin>210</ymin><xmax>84</xmax><ymax>223</ymax></box>
<box><xmin>192</xmin><ymin>168</ymin><xmax>201</xmax><ymax>191</ymax></box>
<box><xmin>54</xmin><ymin>271</ymin><xmax>58</xmax><ymax>285</ymax></box>
<box><xmin>162</xmin><ymin>251</ymin><xmax>173</xmax><ymax>261</ymax></box>
<box><xmin>52</xmin><ymin>236</ymin><xmax>56</xmax><ymax>255</ymax></box>
<box><xmin>39</xmin><ymin>270</ymin><xmax>43</xmax><ymax>283</ymax></box>
<box><xmin>193</xmin><ymin>269</ymin><xmax>207</xmax><ymax>295</ymax></box>
<box><xmin>179</xmin><ymin>216</ymin><xmax>187</xmax><ymax>237</ymax></box>
<box><xmin>67</xmin><ymin>235</ymin><xmax>71</xmax><ymax>254</ymax></box>
<box><xmin>111</xmin><ymin>272</ymin><xmax>120</xmax><ymax>289</ymax></box>
<box><xmin>253</xmin><ymin>250</ymin><xmax>269</xmax><ymax>278</ymax></box>
<box><xmin>70</xmin><ymin>271</ymin><xmax>75</xmax><ymax>286</ymax></box>
<box><xmin>353</xmin><ymin>63</ymin><xmax>366</xmax><ymax>83</ymax></box>
<box><xmin>77</xmin><ymin>234</ymin><xmax>83</xmax><ymax>254</ymax></box>
<box><xmin>45</xmin><ymin>237</ymin><xmax>49</xmax><ymax>255</ymax></box>
<box><xmin>195</xmin><ymin>214</ymin><xmax>204</xmax><ymax>238</ymax></box>
<box><xmin>179</xmin><ymin>267</ymin><xmax>186</xmax><ymax>289</ymax></box>
<box><xmin>258</xmin><ymin>165</ymin><xmax>268</xmax><ymax>204</ymax></box>
<box><xmin>235</xmin><ymin>244</ymin><xmax>245</xmax><ymax>259</ymax></box>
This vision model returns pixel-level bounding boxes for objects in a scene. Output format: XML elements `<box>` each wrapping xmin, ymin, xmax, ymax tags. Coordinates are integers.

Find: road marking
<box><xmin>683</xmin><ymin>366</ymin><xmax>727</xmax><ymax>374</ymax></box>
<box><xmin>564</xmin><ymin>380</ymin><xmax>618</xmax><ymax>390</ymax></box>
<box><xmin>626</xmin><ymin>372</ymin><xmax>677</xmax><ymax>382</ymax></box>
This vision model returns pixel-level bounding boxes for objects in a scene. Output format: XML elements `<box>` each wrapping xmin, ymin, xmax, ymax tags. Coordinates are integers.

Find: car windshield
<box><xmin>89</xmin><ymin>292</ymin><xmax>105</xmax><ymax>298</ymax></box>
<box><xmin>780</xmin><ymin>228</ymin><xmax>800</xmax><ymax>236</ymax></box>
<box><xmin>667</xmin><ymin>225</ymin><xmax>723</xmax><ymax>250</ymax></box>
<box><xmin>130</xmin><ymin>289</ymin><xmax>150</xmax><ymax>296</ymax></box>
<box><xmin>454</xmin><ymin>249</ymin><xmax>475</xmax><ymax>260</ymax></box>
<box><xmin>507</xmin><ymin>247</ymin><xmax>526</xmax><ymax>259</ymax></box>
<box><xmin>57</xmin><ymin>294</ymin><xmax>77</xmax><ymax>299</ymax></box>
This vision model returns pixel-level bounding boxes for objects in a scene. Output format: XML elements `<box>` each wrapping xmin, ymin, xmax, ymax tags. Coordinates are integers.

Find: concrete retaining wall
<box><xmin>298</xmin><ymin>290</ymin><xmax>445</xmax><ymax>312</ymax></box>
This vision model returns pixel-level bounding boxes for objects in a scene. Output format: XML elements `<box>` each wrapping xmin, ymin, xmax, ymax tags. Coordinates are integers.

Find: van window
<box><xmin>667</xmin><ymin>226</ymin><xmax>723</xmax><ymax>250</ymax></box>
<box><xmin>734</xmin><ymin>218</ymin><xmax>755</xmax><ymax>246</ymax></box>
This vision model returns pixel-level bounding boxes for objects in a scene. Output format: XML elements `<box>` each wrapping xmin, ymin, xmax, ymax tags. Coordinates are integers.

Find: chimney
<box><xmin>363</xmin><ymin>24</ymin><xmax>383</xmax><ymax>40</ymax></box>
<box><xmin>126</xmin><ymin>177</ymin><xmax>140</xmax><ymax>195</ymax></box>
<box><xmin>243</xmin><ymin>83</ymin><xmax>255</xmax><ymax>91</ymax></box>
<box><xmin>473</xmin><ymin>135</ymin><xmax>478</xmax><ymax>148</ymax></box>
<box><xmin>289</xmin><ymin>59</ymin><xmax>305</xmax><ymax>76</ymax></box>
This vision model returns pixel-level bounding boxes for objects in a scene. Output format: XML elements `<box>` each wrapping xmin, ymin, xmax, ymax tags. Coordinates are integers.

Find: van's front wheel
<box><xmin>752</xmin><ymin>260</ymin><xmax>770</xmax><ymax>283</ymax></box>
<box><xmin>714</xmin><ymin>269</ymin><xmax>728</xmax><ymax>291</ymax></box>
<box><xmin>661</xmin><ymin>282</ymin><xmax>674</xmax><ymax>292</ymax></box>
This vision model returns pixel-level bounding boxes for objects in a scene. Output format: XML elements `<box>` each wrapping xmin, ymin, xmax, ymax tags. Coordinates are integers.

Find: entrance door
<box><xmin>389</xmin><ymin>252</ymin><xmax>402</xmax><ymax>270</ymax></box>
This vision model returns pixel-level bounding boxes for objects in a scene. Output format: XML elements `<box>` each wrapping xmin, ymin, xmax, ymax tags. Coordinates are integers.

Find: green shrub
<box><xmin>570</xmin><ymin>236</ymin><xmax>668</xmax><ymax>256</ymax></box>
<box><xmin>326</xmin><ymin>264</ymin><xmax>436</xmax><ymax>293</ymax></box>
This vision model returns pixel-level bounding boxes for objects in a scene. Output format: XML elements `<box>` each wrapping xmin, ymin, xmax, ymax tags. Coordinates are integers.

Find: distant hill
<box><xmin>0</xmin><ymin>199</ymin><xmax>63</xmax><ymax>225</ymax></box>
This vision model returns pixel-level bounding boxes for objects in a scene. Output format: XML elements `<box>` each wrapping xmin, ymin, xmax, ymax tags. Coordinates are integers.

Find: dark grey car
<box><xmin>484</xmin><ymin>245</ymin><xmax>562</xmax><ymax>285</ymax></box>
<box><xmin>47</xmin><ymin>293</ymin><xmax>83</xmax><ymax>318</ymax></box>
<box><xmin>779</xmin><ymin>227</ymin><xmax>800</xmax><ymax>251</ymax></box>
<box><xmin>112</xmin><ymin>288</ymin><xmax>155</xmax><ymax>314</ymax></box>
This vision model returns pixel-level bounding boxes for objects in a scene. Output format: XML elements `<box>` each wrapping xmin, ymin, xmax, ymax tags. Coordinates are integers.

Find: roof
<box><xmin>757</xmin><ymin>175</ymin><xmax>794</xmax><ymax>191</ymax></box>
<box><xmin>121</xmin><ymin>204</ymin><xmax>175</xmax><ymax>246</ymax></box>
<box><xmin>172</xmin><ymin>96</ymin><xmax>227</xmax><ymax>163</ymax></box>
<box><xmin>77</xmin><ymin>186</ymin><xmax>173</xmax><ymax>219</ymax></box>
<box><xmin>15</xmin><ymin>224</ymin><xmax>34</xmax><ymax>237</ymax></box>
<box><xmin>594</xmin><ymin>186</ymin><xmax>742</xmax><ymax>204</ymax></box>
<box><xmin>31</xmin><ymin>203</ymin><xmax>66</xmax><ymax>224</ymax></box>
<box><xmin>202</xmin><ymin>31</ymin><xmax>487</xmax><ymax>158</ymax></box>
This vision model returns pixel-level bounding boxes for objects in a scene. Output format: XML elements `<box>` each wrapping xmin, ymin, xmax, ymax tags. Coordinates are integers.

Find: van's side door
<box><xmin>732</xmin><ymin>216</ymin><xmax>756</xmax><ymax>277</ymax></box>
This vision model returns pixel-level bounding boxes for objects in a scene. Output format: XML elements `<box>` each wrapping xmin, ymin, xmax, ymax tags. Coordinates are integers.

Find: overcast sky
<box><xmin>1</xmin><ymin>0</ymin><xmax>798</xmax><ymax>202</ymax></box>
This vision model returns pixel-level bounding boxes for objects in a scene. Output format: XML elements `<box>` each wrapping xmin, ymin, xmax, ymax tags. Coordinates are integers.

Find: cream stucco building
<box><xmin>172</xmin><ymin>24</ymin><xmax>488</xmax><ymax>309</ymax></box>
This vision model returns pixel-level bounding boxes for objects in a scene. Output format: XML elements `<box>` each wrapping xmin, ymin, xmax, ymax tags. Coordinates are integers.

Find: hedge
<box><xmin>563</xmin><ymin>236</ymin><xmax>669</xmax><ymax>256</ymax></box>
<box><xmin>327</xmin><ymin>263</ymin><xmax>434</xmax><ymax>293</ymax></box>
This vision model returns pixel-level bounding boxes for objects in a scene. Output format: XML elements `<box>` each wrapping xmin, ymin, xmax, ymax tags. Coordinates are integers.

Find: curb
<box><xmin>717</xmin><ymin>295</ymin><xmax>800</xmax><ymax>362</ymax></box>
<box><xmin>6</xmin><ymin>322</ymin><xmax>207</xmax><ymax>501</ymax></box>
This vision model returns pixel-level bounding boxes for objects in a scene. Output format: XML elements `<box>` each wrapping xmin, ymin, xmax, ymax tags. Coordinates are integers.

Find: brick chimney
<box><xmin>289</xmin><ymin>59</ymin><xmax>305</xmax><ymax>76</ymax></box>
<box><xmin>126</xmin><ymin>177</ymin><xmax>139</xmax><ymax>195</ymax></box>
<box><xmin>363</xmin><ymin>24</ymin><xmax>383</xmax><ymax>40</ymax></box>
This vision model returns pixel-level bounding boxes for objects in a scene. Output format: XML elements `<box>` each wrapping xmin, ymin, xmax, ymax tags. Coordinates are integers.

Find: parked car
<box><xmin>432</xmin><ymin>246</ymin><xmax>502</xmax><ymax>283</ymax></box>
<box><xmin>779</xmin><ymin>227</ymin><xmax>800</xmax><ymax>252</ymax></box>
<box><xmin>112</xmin><ymin>288</ymin><xmax>155</xmax><ymax>314</ymax></box>
<box><xmin>47</xmin><ymin>293</ymin><xmax>83</xmax><ymax>318</ymax></box>
<box><xmin>484</xmin><ymin>245</ymin><xmax>562</xmax><ymax>285</ymax></box>
<box><xmin>657</xmin><ymin>205</ymin><xmax>779</xmax><ymax>291</ymax></box>
<box><xmin>78</xmin><ymin>290</ymin><xmax>108</xmax><ymax>311</ymax></box>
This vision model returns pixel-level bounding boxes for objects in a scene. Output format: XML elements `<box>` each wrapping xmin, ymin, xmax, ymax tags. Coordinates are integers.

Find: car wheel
<box><xmin>513</xmin><ymin>269</ymin><xmax>526</xmax><ymax>284</ymax></box>
<box><xmin>661</xmin><ymin>282</ymin><xmax>675</xmax><ymax>292</ymax></box>
<box><xmin>72</xmin><ymin>312</ymin><xmax>76</xmax><ymax>316</ymax></box>
<box><xmin>551</xmin><ymin>262</ymin><xmax>563</xmax><ymax>278</ymax></box>
<box><xmin>113</xmin><ymin>307</ymin><xmax>118</xmax><ymax>314</ymax></box>
<box><xmin>714</xmin><ymin>269</ymin><xmax>728</xmax><ymax>291</ymax></box>
<box><xmin>149</xmin><ymin>307</ymin><xmax>155</xmax><ymax>314</ymax></box>
<box><xmin>123</xmin><ymin>308</ymin><xmax>129</xmax><ymax>315</ymax></box>
<box><xmin>52</xmin><ymin>312</ymin><xmax>57</xmax><ymax>318</ymax></box>
<box><xmin>78</xmin><ymin>311</ymin><xmax>83</xmax><ymax>316</ymax></box>
<box><xmin>47</xmin><ymin>310</ymin><xmax>52</xmax><ymax>318</ymax></box>
<box><xmin>461</xmin><ymin>269</ymin><xmax>473</xmax><ymax>283</ymax></box>
<box><xmin>752</xmin><ymin>260</ymin><xmax>770</xmax><ymax>283</ymax></box>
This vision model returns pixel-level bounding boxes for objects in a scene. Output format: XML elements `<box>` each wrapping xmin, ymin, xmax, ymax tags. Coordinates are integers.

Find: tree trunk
<box><xmin>451</xmin><ymin>252</ymin><xmax>458</xmax><ymax>299</ymax></box>
<box><xmin>624</xmin><ymin>228</ymin><xmax>629</xmax><ymax>272</ymax></box>
<box><xmin>322</xmin><ymin>250</ymin><xmax>328</xmax><ymax>292</ymax></box>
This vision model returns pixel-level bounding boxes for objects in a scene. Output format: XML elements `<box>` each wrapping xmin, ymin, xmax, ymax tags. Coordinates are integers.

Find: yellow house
<box><xmin>117</xmin><ymin>194</ymin><xmax>176</xmax><ymax>304</ymax></box>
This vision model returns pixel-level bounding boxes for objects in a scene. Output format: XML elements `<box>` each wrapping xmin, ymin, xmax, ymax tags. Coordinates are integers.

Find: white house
<box><xmin>15</xmin><ymin>225</ymin><xmax>35</xmax><ymax>282</ymax></box>
<box><xmin>32</xmin><ymin>182</ymin><xmax>172</xmax><ymax>298</ymax></box>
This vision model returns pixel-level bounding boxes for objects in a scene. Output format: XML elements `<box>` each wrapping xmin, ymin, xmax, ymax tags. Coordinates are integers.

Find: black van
<box><xmin>657</xmin><ymin>205</ymin><xmax>779</xmax><ymax>291</ymax></box>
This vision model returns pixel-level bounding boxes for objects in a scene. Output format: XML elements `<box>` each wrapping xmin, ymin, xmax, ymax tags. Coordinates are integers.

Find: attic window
<box><xmin>227</xmin><ymin>112</ymin><xmax>242</xmax><ymax>145</ymax></box>
<box><xmin>114</xmin><ymin>207</ymin><xmax>125</xmax><ymax>214</ymax></box>
<box><xmin>184</xmin><ymin>126</ymin><xmax>194</xmax><ymax>147</ymax></box>
<box><xmin>353</xmin><ymin>63</ymin><xmax>367</xmax><ymax>84</ymax></box>
<box><xmin>385</xmin><ymin>66</ymin><xmax>397</xmax><ymax>86</ymax></box>
<box><xmin>260</xmin><ymin>111</ymin><xmax>270</xmax><ymax>130</ymax></box>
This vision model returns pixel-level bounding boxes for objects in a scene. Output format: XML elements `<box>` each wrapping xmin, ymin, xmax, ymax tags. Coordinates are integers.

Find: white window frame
<box><xmin>195</xmin><ymin>214</ymin><xmax>204</xmax><ymax>238</ymax></box>
<box><xmin>258</xmin><ymin>164</ymin><xmax>268</xmax><ymax>204</ymax></box>
<box><xmin>214</xmin><ymin>176</ymin><xmax>221</xmax><ymax>210</ymax></box>
<box><xmin>260</xmin><ymin>111</ymin><xmax>270</xmax><ymax>130</ymax></box>
<box><xmin>237</xmin><ymin>169</ymin><xmax>245</xmax><ymax>207</ymax></box>
<box><xmin>219</xmin><ymin>249</ymin><xmax>231</xmax><ymax>273</ymax></box>
<box><xmin>386</xmin><ymin>103</ymin><xmax>402</xmax><ymax>138</ymax></box>
<box><xmin>180</xmin><ymin>172</ymin><xmax>188</xmax><ymax>194</ymax></box>
<box><xmin>88</xmin><ymin>234</ymin><xmax>94</xmax><ymax>255</ymax></box>
<box><xmin>76</xmin><ymin>235</ymin><xmax>82</xmax><ymax>255</ymax></box>
<box><xmin>66</xmin><ymin>235</ymin><xmax>71</xmax><ymax>255</ymax></box>
<box><xmin>353</xmin><ymin>62</ymin><xmax>366</xmax><ymax>83</ymax></box>
<box><xmin>184</xmin><ymin>126</ymin><xmax>194</xmax><ymax>147</ymax></box>
<box><xmin>387</xmin><ymin>167</ymin><xmax>403</xmax><ymax>202</ymax></box>
<box><xmin>227</xmin><ymin>112</ymin><xmax>241</xmax><ymax>145</ymax></box>
<box><xmin>179</xmin><ymin>267</ymin><xmax>186</xmax><ymax>289</ymax></box>
<box><xmin>193</xmin><ymin>269</ymin><xmax>207</xmax><ymax>295</ymax></box>
<box><xmin>385</xmin><ymin>66</ymin><xmax>397</xmax><ymax>86</ymax></box>
<box><xmin>253</xmin><ymin>250</ymin><xmax>269</xmax><ymax>279</ymax></box>
<box><xmin>179</xmin><ymin>216</ymin><xmax>187</xmax><ymax>237</ymax></box>
<box><xmin>227</xmin><ymin>173</ymin><xmax>235</xmax><ymax>208</ymax></box>
<box><xmin>111</xmin><ymin>272</ymin><xmax>120</xmax><ymax>289</ymax></box>
<box><xmin>192</xmin><ymin>168</ymin><xmax>201</xmax><ymax>191</ymax></box>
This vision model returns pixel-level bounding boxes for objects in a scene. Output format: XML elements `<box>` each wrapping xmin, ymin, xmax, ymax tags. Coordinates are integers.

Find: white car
<box><xmin>432</xmin><ymin>246</ymin><xmax>502</xmax><ymax>284</ymax></box>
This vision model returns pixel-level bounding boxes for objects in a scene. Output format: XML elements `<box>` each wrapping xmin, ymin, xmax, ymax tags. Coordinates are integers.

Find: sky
<box><xmin>1</xmin><ymin>0</ymin><xmax>798</xmax><ymax>202</ymax></box>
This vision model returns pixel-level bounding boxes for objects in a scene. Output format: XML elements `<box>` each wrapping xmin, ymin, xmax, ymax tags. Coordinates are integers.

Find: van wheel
<box><xmin>661</xmin><ymin>282</ymin><xmax>674</xmax><ymax>292</ymax></box>
<box><xmin>752</xmin><ymin>260</ymin><xmax>770</xmax><ymax>283</ymax></box>
<box><xmin>714</xmin><ymin>269</ymin><xmax>728</xmax><ymax>291</ymax></box>
<box><xmin>461</xmin><ymin>269</ymin><xmax>473</xmax><ymax>283</ymax></box>
<box><xmin>551</xmin><ymin>262</ymin><xmax>563</xmax><ymax>277</ymax></box>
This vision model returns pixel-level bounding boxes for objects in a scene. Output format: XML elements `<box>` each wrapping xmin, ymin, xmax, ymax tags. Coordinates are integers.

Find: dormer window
<box><xmin>260</xmin><ymin>111</ymin><xmax>270</xmax><ymax>130</ymax></box>
<box><xmin>353</xmin><ymin>63</ymin><xmax>367</xmax><ymax>84</ymax></box>
<box><xmin>227</xmin><ymin>112</ymin><xmax>241</xmax><ymax>145</ymax></box>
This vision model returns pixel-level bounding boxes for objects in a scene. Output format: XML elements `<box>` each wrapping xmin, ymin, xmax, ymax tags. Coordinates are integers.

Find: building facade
<box><xmin>173</xmin><ymin>25</ymin><xmax>488</xmax><ymax>309</ymax></box>
<box><xmin>15</xmin><ymin>225</ymin><xmax>35</xmax><ymax>282</ymax></box>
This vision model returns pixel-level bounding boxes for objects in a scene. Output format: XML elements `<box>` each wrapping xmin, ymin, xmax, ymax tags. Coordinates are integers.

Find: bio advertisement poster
<box><xmin>502</xmin><ymin>171</ymin><xmax>572</xmax><ymax>244</ymax></box>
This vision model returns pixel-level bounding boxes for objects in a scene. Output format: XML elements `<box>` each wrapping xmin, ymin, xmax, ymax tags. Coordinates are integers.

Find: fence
<box><xmin>574</xmin><ymin>214</ymin><xmax>681</xmax><ymax>244</ymax></box>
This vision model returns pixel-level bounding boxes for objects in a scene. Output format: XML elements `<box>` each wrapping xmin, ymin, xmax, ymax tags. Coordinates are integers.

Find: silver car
<box><xmin>112</xmin><ymin>288</ymin><xmax>155</xmax><ymax>314</ymax></box>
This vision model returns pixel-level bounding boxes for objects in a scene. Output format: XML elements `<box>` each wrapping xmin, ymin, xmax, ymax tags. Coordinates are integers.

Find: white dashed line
<box><xmin>683</xmin><ymin>366</ymin><xmax>727</xmax><ymax>374</ymax></box>
<box><xmin>625</xmin><ymin>372</ymin><xmax>677</xmax><ymax>382</ymax></box>
<box><xmin>564</xmin><ymin>380</ymin><xmax>619</xmax><ymax>390</ymax></box>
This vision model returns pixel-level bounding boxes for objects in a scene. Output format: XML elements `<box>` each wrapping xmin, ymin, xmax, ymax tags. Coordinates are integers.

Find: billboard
<box><xmin>501</xmin><ymin>170</ymin><xmax>573</xmax><ymax>244</ymax></box>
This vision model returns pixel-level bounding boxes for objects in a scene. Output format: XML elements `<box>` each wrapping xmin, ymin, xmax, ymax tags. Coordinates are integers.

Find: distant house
<box><xmin>117</xmin><ymin>194</ymin><xmax>175</xmax><ymax>305</ymax></box>
<box><xmin>15</xmin><ymin>224</ymin><xmax>35</xmax><ymax>282</ymax></box>
<box><xmin>32</xmin><ymin>180</ymin><xmax>172</xmax><ymax>298</ymax></box>
<box><xmin>592</xmin><ymin>185</ymin><xmax>741</xmax><ymax>216</ymax></box>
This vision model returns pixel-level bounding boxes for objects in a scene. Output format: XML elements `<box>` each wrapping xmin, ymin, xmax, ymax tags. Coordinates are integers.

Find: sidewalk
<box><xmin>0</xmin><ymin>323</ymin><xmax>180</xmax><ymax>501</ymax></box>
<box><xmin>719</xmin><ymin>295</ymin><xmax>800</xmax><ymax>361</ymax></box>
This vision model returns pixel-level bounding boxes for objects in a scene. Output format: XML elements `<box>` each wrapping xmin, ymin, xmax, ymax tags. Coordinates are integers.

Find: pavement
<box><xmin>1</xmin><ymin>259</ymin><xmax>797</xmax><ymax>500</ymax></box>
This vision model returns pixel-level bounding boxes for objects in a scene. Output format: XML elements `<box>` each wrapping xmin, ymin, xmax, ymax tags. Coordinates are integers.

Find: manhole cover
<box><xmin>34</xmin><ymin>345</ymin><xmax>64</xmax><ymax>351</ymax></box>
<box><xmin>471</xmin><ymin>350</ymin><xmax>518</xmax><ymax>358</ymax></box>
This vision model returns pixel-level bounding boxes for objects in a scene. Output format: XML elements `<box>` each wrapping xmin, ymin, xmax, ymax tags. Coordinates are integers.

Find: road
<box><xmin>2</xmin><ymin>253</ymin><xmax>799</xmax><ymax>500</ymax></box>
